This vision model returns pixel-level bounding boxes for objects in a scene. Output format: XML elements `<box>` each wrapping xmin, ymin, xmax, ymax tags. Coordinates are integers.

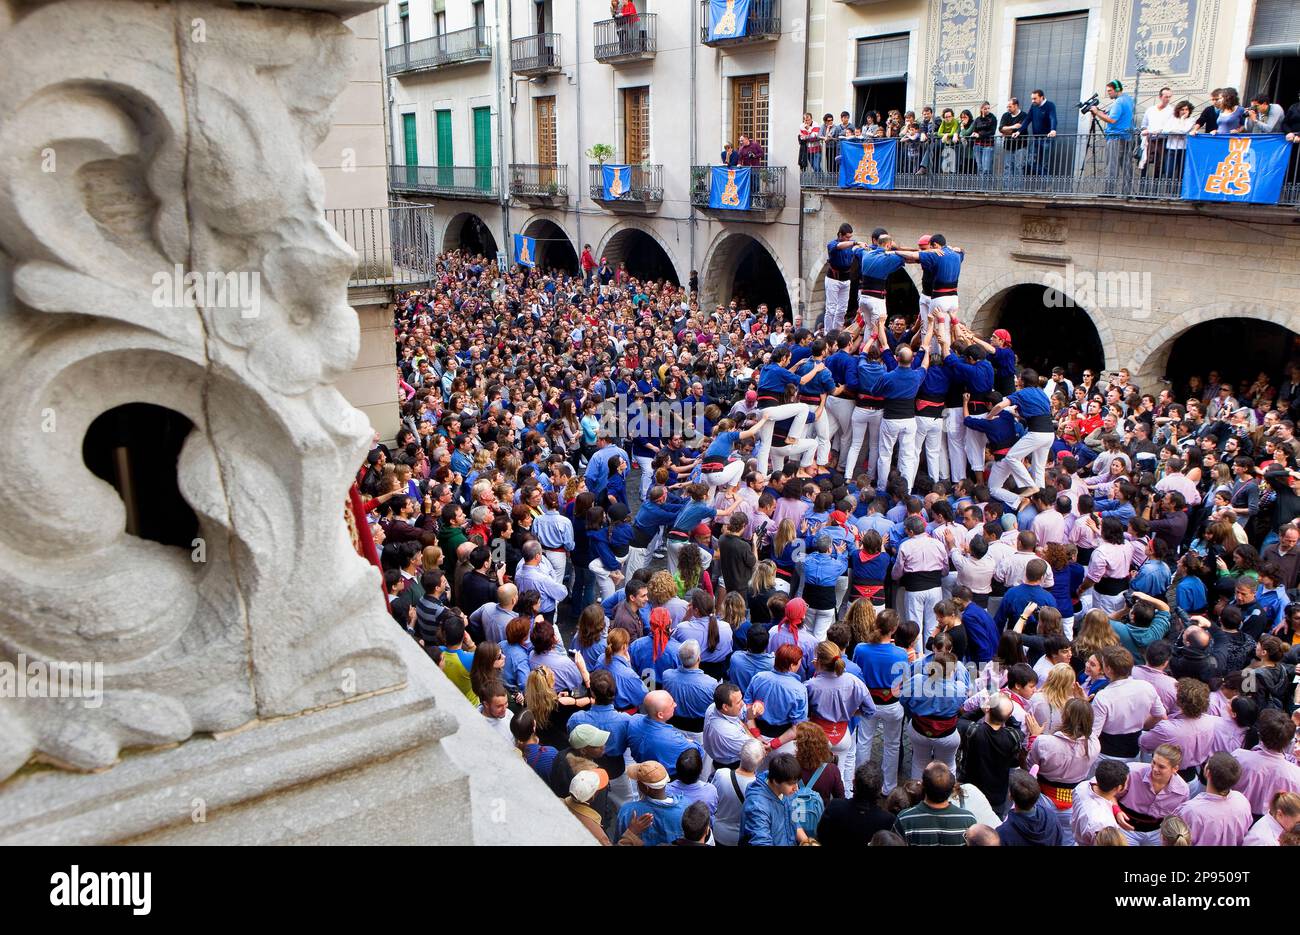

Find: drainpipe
<box><xmin>689</xmin><ymin>0</ymin><xmax>697</xmax><ymax>287</ymax></box>
<box><xmin>573</xmin><ymin>1</ymin><xmax>583</xmax><ymax>252</ymax></box>
<box><xmin>797</xmin><ymin>0</ymin><xmax>811</xmax><ymax>323</ymax></box>
<box><xmin>498</xmin><ymin>0</ymin><xmax>512</xmax><ymax>247</ymax></box>
<box><xmin>381</xmin><ymin>9</ymin><xmax>395</xmax><ymax>203</ymax></box>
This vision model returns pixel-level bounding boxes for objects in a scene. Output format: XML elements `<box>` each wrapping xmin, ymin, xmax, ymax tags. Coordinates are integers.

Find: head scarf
<box><xmin>650</xmin><ymin>607</ymin><xmax>672</xmax><ymax>659</ymax></box>
<box><xmin>783</xmin><ymin>597</ymin><xmax>807</xmax><ymax>641</ymax></box>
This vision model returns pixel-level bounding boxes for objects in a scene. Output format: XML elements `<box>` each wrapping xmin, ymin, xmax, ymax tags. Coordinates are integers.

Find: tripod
<box><xmin>1079</xmin><ymin>113</ymin><xmax>1104</xmax><ymax>188</ymax></box>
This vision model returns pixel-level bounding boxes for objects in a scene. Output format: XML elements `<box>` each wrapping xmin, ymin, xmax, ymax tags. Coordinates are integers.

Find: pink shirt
<box><xmin>1243</xmin><ymin>813</ymin><xmax>1285</xmax><ymax>846</ymax></box>
<box><xmin>1131</xmin><ymin>665</ymin><xmax>1178</xmax><ymax>713</ymax></box>
<box><xmin>772</xmin><ymin>497</ymin><xmax>809</xmax><ymax>534</ymax></box>
<box><xmin>1092</xmin><ymin>678</ymin><xmax>1166</xmax><ymax>739</ymax></box>
<box><xmin>1206</xmin><ymin>690</ymin><xmax>1232</xmax><ymax>719</ymax></box>
<box><xmin>1232</xmin><ymin>747</ymin><xmax>1300</xmax><ymax>816</ymax></box>
<box><xmin>1032</xmin><ymin>509</ymin><xmax>1068</xmax><ymax>545</ymax></box>
<box><xmin>1069</xmin><ymin>516</ymin><xmax>1101</xmax><ymax>550</ymax></box>
<box><xmin>1139</xmin><ymin>713</ymin><xmax>1221</xmax><ymax>768</ymax></box>
<box><xmin>1176</xmin><ymin>790</ymin><xmax>1253</xmax><ymax>846</ymax></box>
<box><xmin>1120</xmin><ymin>762</ymin><xmax>1189</xmax><ymax>818</ymax></box>
<box><xmin>892</xmin><ymin>535</ymin><xmax>949</xmax><ymax>577</ymax></box>
<box><xmin>1028</xmin><ymin>732</ymin><xmax>1099</xmax><ymax>785</ymax></box>
<box><xmin>1071</xmin><ymin>780</ymin><xmax>1120</xmax><ymax>845</ymax></box>
<box><xmin>1087</xmin><ymin>540</ymin><xmax>1131</xmax><ymax>583</ymax></box>
<box><xmin>995</xmin><ymin>550</ymin><xmax>1056</xmax><ymax>588</ymax></box>
<box><xmin>1155</xmin><ymin>472</ymin><xmax>1201</xmax><ymax>507</ymax></box>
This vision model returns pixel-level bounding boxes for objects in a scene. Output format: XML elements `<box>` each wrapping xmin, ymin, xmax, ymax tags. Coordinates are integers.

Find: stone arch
<box><xmin>596</xmin><ymin>221</ymin><xmax>682</xmax><ymax>284</ymax></box>
<box><xmin>520</xmin><ymin>214</ymin><xmax>579</xmax><ymax>272</ymax></box>
<box><xmin>699</xmin><ymin>228</ymin><xmax>795</xmax><ymax>317</ymax></box>
<box><xmin>1126</xmin><ymin>301</ymin><xmax>1299</xmax><ymax>391</ymax></box>
<box><xmin>969</xmin><ymin>269</ymin><xmax>1120</xmax><ymax>374</ymax></box>
<box><xmin>441</xmin><ymin>211</ymin><xmax>498</xmax><ymax>257</ymax></box>
<box><xmin>807</xmin><ymin>257</ymin><xmax>830</xmax><ymax>330</ymax></box>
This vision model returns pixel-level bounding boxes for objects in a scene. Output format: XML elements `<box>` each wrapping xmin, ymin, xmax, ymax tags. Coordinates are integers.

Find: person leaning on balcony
<box><xmin>720</xmin><ymin>142</ymin><xmax>739</xmax><ymax>167</ymax></box>
<box><xmin>970</xmin><ymin>102</ymin><xmax>997</xmax><ymax>175</ymax></box>
<box><xmin>737</xmin><ymin>135</ymin><xmax>765</xmax><ymax>167</ymax></box>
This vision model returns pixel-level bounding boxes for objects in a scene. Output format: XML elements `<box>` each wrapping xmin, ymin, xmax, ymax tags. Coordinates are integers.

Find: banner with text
<box><xmin>838</xmin><ymin>138</ymin><xmax>897</xmax><ymax>191</ymax></box>
<box><xmin>1180</xmin><ymin>134</ymin><xmax>1291</xmax><ymax>204</ymax></box>
<box><xmin>707</xmin><ymin>0</ymin><xmax>750</xmax><ymax>41</ymax></box>
<box><xmin>708</xmin><ymin>165</ymin><xmax>752</xmax><ymax>209</ymax></box>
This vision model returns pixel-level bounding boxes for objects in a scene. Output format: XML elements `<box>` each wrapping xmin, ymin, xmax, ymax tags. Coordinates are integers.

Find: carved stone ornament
<box><xmin>0</xmin><ymin>0</ymin><xmax>407</xmax><ymax>783</ymax></box>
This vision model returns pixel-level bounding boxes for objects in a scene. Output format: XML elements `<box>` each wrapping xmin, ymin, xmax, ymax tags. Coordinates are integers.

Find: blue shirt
<box><xmin>744</xmin><ymin>670</ymin><xmax>809</xmax><ymax>725</ymax></box>
<box><xmin>662</xmin><ymin>667</ymin><xmax>720</xmax><ymax>719</ymax></box>
<box><xmin>857</xmin><ymin>246</ymin><xmax>905</xmax><ymax>284</ymax></box>
<box><xmin>501</xmin><ymin>641</ymin><xmax>531</xmax><ymax>694</ymax></box>
<box><xmin>993</xmin><ymin>583</ymin><xmax>1057</xmax><ymax>631</ymax></box>
<box><xmin>825</xmin><ymin>350</ymin><xmax>856</xmax><ymax>387</ymax></box>
<box><xmin>630</xmin><ymin>634</ymin><xmax>682</xmax><ymax>684</ymax></box>
<box><xmin>943</xmin><ymin>353</ymin><xmax>994</xmax><ymax>393</ymax></box>
<box><xmin>595</xmin><ymin>654</ymin><xmax>648</xmax><ymax>710</ymax></box>
<box><xmin>1131</xmin><ymin>559</ymin><xmax>1172</xmax><ymax>597</ymax></box>
<box><xmin>964</xmin><ymin>411</ymin><xmax>1021</xmax><ymax>450</ymax></box>
<box><xmin>757</xmin><ymin>363</ymin><xmax>801</xmax><ymax>395</ymax></box>
<box><xmin>585</xmin><ymin>444</ymin><xmax>629</xmax><ymax>495</ymax></box>
<box><xmin>704</xmin><ymin>430</ymin><xmax>741</xmax><ymax>461</ymax></box>
<box><xmin>917</xmin><ymin>248</ymin><xmax>963</xmax><ymax>286</ymax></box>
<box><xmin>1026</xmin><ymin>100</ymin><xmax>1057</xmax><ymax>134</ymax></box>
<box><xmin>827</xmin><ymin>238</ymin><xmax>857</xmax><ymax>272</ymax></box>
<box><xmin>568</xmin><ymin>704</ymin><xmax>633</xmax><ymax>758</ymax></box>
<box><xmin>1175</xmin><ymin>575</ymin><xmax>1207</xmax><ymax>614</ymax></box>
<box><xmin>532</xmin><ymin>510</ymin><xmax>576</xmax><ymax>551</ymax></box>
<box><xmin>1105</xmin><ymin>94</ymin><xmax>1134</xmax><ymax>135</ymax></box>
<box><xmin>627</xmin><ymin>715</ymin><xmax>704</xmax><ymax>778</ymax></box>
<box><xmin>852</xmin><ymin>642</ymin><xmax>910</xmax><ymax>692</ymax></box>
<box><xmin>961</xmin><ymin>604</ymin><xmax>1000</xmax><ymax>663</ymax></box>
<box><xmin>1007</xmin><ymin>387</ymin><xmax>1051</xmax><ymax>419</ymax></box>
<box><xmin>796</xmin><ymin>357</ymin><xmax>836</xmax><ymax>397</ymax></box>
<box><xmin>728</xmin><ymin>650</ymin><xmax>774</xmax><ymax>695</ymax></box>
<box><xmin>616</xmin><ymin>796</ymin><xmax>687</xmax><ymax>847</ymax></box>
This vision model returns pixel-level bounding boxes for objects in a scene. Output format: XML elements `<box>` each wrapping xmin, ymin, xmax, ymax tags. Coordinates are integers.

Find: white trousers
<box><xmin>703</xmin><ymin>459</ymin><xmax>745</xmax><ymax>497</ymax></box>
<box><xmin>988</xmin><ymin>454</ymin><xmax>1035</xmax><ymax>509</ymax></box>
<box><xmin>855</xmin><ymin>701</ymin><xmax>904</xmax><ymax>793</ymax></box>
<box><xmin>1005</xmin><ymin>430</ymin><xmax>1054</xmax><ymax>488</ymax></box>
<box><xmin>825</xmin><ymin>395</ymin><xmax>856</xmax><ymax>465</ymax></box>
<box><xmin>544</xmin><ymin>550</ymin><xmax>568</xmax><ymax>581</ymax></box>
<box><xmin>809</xmin><ymin>408</ymin><xmax>832</xmax><ymax>464</ymax></box>
<box><xmin>907</xmin><ymin>722</ymin><xmax>959</xmax><ymax>779</ymax></box>
<box><xmin>754</xmin><ymin>402</ymin><xmax>809</xmax><ymax>474</ymax></box>
<box><xmin>916</xmin><ymin>415</ymin><xmax>947</xmax><ymax>483</ymax></box>
<box><xmin>901</xmin><ymin>586</ymin><xmax>942</xmax><ymax>646</ymax></box>
<box><xmin>878</xmin><ymin>416</ymin><xmax>919</xmax><ymax>491</ymax></box>
<box><xmin>857</xmin><ymin>408</ymin><xmax>882</xmax><ymax>486</ymax></box>
<box><xmin>824</xmin><ymin>277</ymin><xmax>850</xmax><ymax>333</ymax></box>
<box><xmin>931</xmin><ymin>294</ymin><xmax>959</xmax><ymax>319</ymax></box>
<box><xmin>589</xmin><ymin>558</ymin><xmax>618</xmax><ymax>601</ymax></box>
<box><xmin>635</xmin><ymin>455</ymin><xmax>655</xmax><ymax>499</ymax></box>
<box><xmin>769</xmin><ymin>437</ymin><xmax>818</xmax><ymax>470</ymax></box>
<box><xmin>964</xmin><ymin>422</ymin><xmax>988</xmax><ymax>478</ymax></box>
<box><xmin>859</xmin><ymin>294</ymin><xmax>887</xmax><ymax>332</ymax></box>
<box><xmin>943</xmin><ymin>407</ymin><xmax>967</xmax><ymax>480</ymax></box>
<box><xmin>830</xmin><ymin>726</ymin><xmax>857</xmax><ymax>795</ymax></box>
<box><xmin>623</xmin><ymin>544</ymin><xmax>649</xmax><ymax>579</ymax></box>
<box><xmin>805</xmin><ymin>608</ymin><xmax>836</xmax><ymax>641</ymax></box>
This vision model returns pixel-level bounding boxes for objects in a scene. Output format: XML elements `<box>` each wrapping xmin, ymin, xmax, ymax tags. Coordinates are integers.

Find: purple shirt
<box><xmin>1176</xmin><ymin>790</ymin><xmax>1253</xmax><ymax>846</ymax></box>
<box><xmin>1120</xmin><ymin>762</ymin><xmax>1189</xmax><ymax>819</ymax></box>
<box><xmin>1031</xmin><ymin>509</ymin><xmax>1068</xmax><ymax>545</ymax></box>
<box><xmin>1092</xmin><ymin>678</ymin><xmax>1166</xmax><ymax>739</ymax></box>
<box><xmin>1139</xmin><ymin>713</ymin><xmax>1222</xmax><ymax>768</ymax></box>
<box><xmin>1028</xmin><ymin>732</ymin><xmax>1098</xmax><ymax>785</ymax></box>
<box><xmin>892</xmin><ymin>535</ymin><xmax>949</xmax><ymax>578</ymax></box>
<box><xmin>1086</xmin><ymin>540</ymin><xmax>1130</xmax><ymax>582</ymax></box>
<box><xmin>805</xmin><ymin>671</ymin><xmax>876</xmax><ymax>723</ymax></box>
<box><xmin>1071</xmin><ymin>780</ymin><xmax>1120</xmax><ymax>845</ymax></box>
<box><xmin>1232</xmin><ymin>747</ymin><xmax>1300</xmax><ymax>816</ymax></box>
<box><xmin>1131</xmin><ymin>665</ymin><xmax>1178</xmax><ymax>713</ymax></box>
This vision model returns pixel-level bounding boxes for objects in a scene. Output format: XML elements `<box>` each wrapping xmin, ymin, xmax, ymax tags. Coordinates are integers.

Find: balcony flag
<box><xmin>513</xmin><ymin>233</ymin><xmax>536</xmax><ymax>268</ymax></box>
<box><xmin>1180</xmin><ymin>133</ymin><xmax>1290</xmax><ymax>205</ymax></box>
<box><xmin>709</xmin><ymin>165</ymin><xmax>752</xmax><ymax>209</ymax></box>
<box><xmin>708</xmin><ymin>0</ymin><xmax>750</xmax><ymax>41</ymax></box>
<box><xmin>602</xmin><ymin>164</ymin><xmax>632</xmax><ymax>200</ymax></box>
<box><xmin>838</xmin><ymin>138</ymin><xmax>896</xmax><ymax>191</ymax></box>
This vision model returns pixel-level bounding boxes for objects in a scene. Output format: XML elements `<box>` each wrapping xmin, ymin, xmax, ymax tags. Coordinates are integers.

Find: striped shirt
<box><xmin>894</xmin><ymin>802</ymin><xmax>977</xmax><ymax>846</ymax></box>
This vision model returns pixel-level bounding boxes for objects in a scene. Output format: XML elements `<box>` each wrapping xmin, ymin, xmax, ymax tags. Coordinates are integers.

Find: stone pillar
<box><xmin>0</xmin><ymin>0</ymin><xmax>587</xmax><ymax>845</ymax></box>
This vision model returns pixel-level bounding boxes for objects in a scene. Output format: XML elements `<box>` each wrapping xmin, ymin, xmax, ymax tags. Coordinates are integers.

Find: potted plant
<box><xmin>586</xmin><ymin>143</ymin><xmax>615</xmax><ymax>165</ymax></box>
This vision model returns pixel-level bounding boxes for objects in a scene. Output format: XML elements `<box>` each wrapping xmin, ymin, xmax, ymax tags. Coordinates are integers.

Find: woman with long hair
<box><xmin>672</xmin><ymin>590</ymin><xmax>733</xmax><ymax>679</ymax></box>
<box><xmin>719</xmin><ymin>591</ymin><xmax>749</xmax><ymax>649</ymax></box>
<box><xmin>1026</xmin><ymin>697</ymin><xmax>1099</xmax><ymax>845</ymax></box>
<box><xmin>793</xmin><ymin>720</ymin><xmax>846</xmax><ymax>808</ymax></box>
<box><xmin>841</xmin><ymin>598</ymin><xmax>878</xmax><ymax>654</ymax></box>
<box><xmin>806</xmin><ymin>641</ymin><xmax>875</xmax><ymax>794</ymax></box>
<box><xmin>772</xmin><ymin>518</ymin><xmax>803</xmax><ymax>595</ymax></box>
<box><xmin>675</xmin><ymin>537</ymin><xmax>707</xmax><ymax>597</ymax></box>
<box><xmin>525</xmin><ymin>664</ymin><xmax>592</xmax><ymax>749</ymax></box>
<box><xmin>747</xmin><ymin>561</ymin><xmax>779</xmax><ymax>624</ymax></box>
<box><xmin>595</xmin><ymin>627</ymin><xmax>647</xmax><ymax>712</ymax></box>
<box><xmin>470</xmin><ymin>640</ymin><xmax>505</xmax><ymax>704</ymax></box>
<box><xmin>571</xmin><ymin>602</ymin><xmax>609</xmax><ymax>672</ymax></box>
<box><xmin>1028</xmin><ymin>662</ymin><xmax>1083</xmax><ymax>736</ymax></box>
<box><xmin>1073</xmin><ymin>609</ymin><xmax>1120</xmax><ymax>676</ymax></box>
<box><xmin>982</xmin><ymin>630</ymin><xmax>1028</xmax><ymax>689</ymax></box>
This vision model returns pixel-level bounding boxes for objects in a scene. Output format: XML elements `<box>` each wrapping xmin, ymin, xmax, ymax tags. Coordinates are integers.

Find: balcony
<box><xmin>699</xmin><ymin>0</ymin><xmax>780</xmax><ymax>47</ymax></box>
<box><xmin>511</xmin><ymin>33</ymin><xmax>561</xmax><ymax>77</ymax></box>
<box><xmin>802</xmin><ymin>132</ymin><xmax>1300</xmax><ymax>210</ymax></box>
<box><xmin>385</xmin><ymin>26</ymin><xmax>491</xmax><ymax>76</ymax></box>
<box><xmin>388</xmin><ymin>164</ymin><xmax>497</xmax><ymax>201</ymax></box>
<box><xmin>593</xmin><ymin>13</ymin><xmax>657</xmax><ymax>63</ymax></box>
<box><xmin>509</xmin><ymin>164</ymin><xmax>568</xmax><ymax>205</ymax></box>
<box><xmin>588</xmin><ymin>164</ymin><xmax>664</xmax><ymax>213</ymax></box>
<box><xmin>326</xmin><ymin>206</ymin><xmax>437</xmax><ymax>289</ymax></box>
<box><xmin>690</xmin><ymin>164</ymin><xmax>786</xmax><ymax>219</ymax></box>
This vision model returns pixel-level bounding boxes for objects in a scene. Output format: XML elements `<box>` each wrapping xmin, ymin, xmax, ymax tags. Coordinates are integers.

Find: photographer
<box><xmin>1088</xmin><ymin>80</ymin><xmax>1135</xmax><ymax>194</ymax></box>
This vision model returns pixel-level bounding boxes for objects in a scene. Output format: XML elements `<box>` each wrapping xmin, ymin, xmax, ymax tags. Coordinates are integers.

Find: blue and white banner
<box><xmin>838</xmin><ymin>138</ymin><xmax>897</xmax><ymax>191</ymax></box>
<box><xmin>707</xmin><ymin>0</ymin><xmax>750</xmax><ymax>41</ymax></box>
<box><xmin>1180</xmin><ymin>133</ymin><xmax>1291</xmax><ymax>204</ymax></box>
<box><xmin>513</xmin><ymin>233</ymin><xmax>536</xmax><ymax>268</ymax></box>
<box><xmin>601</xmin><ymin>164</ymin><xmax>632</xmax><ymax>200</ymax></box>
<box><xmin>708</xmin><ymin>165</ymin><xmax>752</xmax><ymax>210</ymax></box>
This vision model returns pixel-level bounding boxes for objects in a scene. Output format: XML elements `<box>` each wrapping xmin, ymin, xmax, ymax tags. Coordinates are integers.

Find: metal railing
<box><xmin>690</xmin><ymin>165</ymin><xmax>786</xmax><ymax>210</ymax></box>
<box><xmin>699</xmin><ymin>0</ymin><xmax>780</xmax><ymax>44</ymax></box>
<box><xmin>326</xmin><ymin>206</ymin><xmax>437</xmax><ymax>288</ymax></box>
<box><xmin>801</xmin><ymin>131</ymin><xmax>1300</xmax><ymax>206</ymax></box>
<box><xmin>388</xmin><ymin>164</ymin><xmax>497</xmax><ymax>198</ymax></box>
<box><xmin>593</xmin><ymin>13</ymin><xmax>657</xmax><ymax>60</ymax></box>
<box><xmin>587</xmin><ymin>164</ymin><xmax>665</xmax><ymax>203</ymax></box>
<box><xmin>509</xmin><ymin>163</ymin><xmax>568</xmax><ymax>199</ymax></box>
<box><xmin>385</xmin><ymin>25</ymin><xmax>491</xmax><ymax>75</ymax></box>
<box><xmin>511</xmin><ymin>33</ymin><xmax>561</xmax><ymax>73</ymax></box>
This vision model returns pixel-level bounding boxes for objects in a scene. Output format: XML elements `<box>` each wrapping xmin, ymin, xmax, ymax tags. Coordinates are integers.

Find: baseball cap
<box><xmin>693</xmin><ymin>522</ymin><xmax>712</xmax><ymax>538</ymax></box>
<box><xmin>917</xmin><ymin>235</ymin><xmax>931</xmax><ymax>248</ymax></box>
<box><xmin>993</xmin><ymin>328</ymin><xmax>1012</xmax><ymax>344</ymax></box>
<box><xmin>626</xmin><ymin>761</ymin><xmax>670</xmax><ymax>789</ymax></box>
<box><xmin>569</xmin><ymin>722</ymin><xmax>611</xmax><ymax>749</ymax></box>
<box><xmin>569</xmin><ymin>768</ymin><xmax>610</xmax><ymax>803</ymax></box>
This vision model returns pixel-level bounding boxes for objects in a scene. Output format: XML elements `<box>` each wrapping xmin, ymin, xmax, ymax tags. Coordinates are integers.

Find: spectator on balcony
<box><xmin>862</xmin><ymin>111</ymin><xmax>883</xmax><ymax>140</ymax></box>
<box><xmin>1212</xmin><ymin>87</ymin><xmax>1245</xmax><ymax>134</ymax></box>
<box><xmin>937</xmin><ymin>108</ymin><xmax>961</xmax><ymax>174</ymax></box>
<box><xmin>613</xmin><ymin>0</ymin><xmax>640</xmax><ymax>55</ymax></box>
<box><xmin>1090</xmin><ymin>80</ymin><xmax>1134</xmax><ymax>194</ymax></box>
<box><xmin>999</xmin><ymin>98</ymin><xmax>1028</xmax><ymax>178</ymax></box>
<box><xmin>720</xmin><ymin>142</ymin><xmax>739</xmax><ymax>167</ymax></box>
<box><xmin>884</xmin><ymin>110</ymin><xmax>903</xmax><ymax>137</ymax></box>
<box><xmin>1163</xmin><ymin>100</ymin><xmax>1196</xmax><ymax>183</ymax></box>
<box><xmin>737</xmin><ymin>134</ymin><xmax>765</xmax><ymax>167</ymax></box>
<box><xmin>899</xmin><ymin>112</ymin><xmax>923</xmax><ymax>173</ymax></box>
<box><xmin>1244</xmin><ymin>93</ymin><xmax>1283</xmax><ymax>133</ymax></box>
<box><xmin>956</xmin><ymin>109</ymin><xmax>977</xmax><ymax>174</ymax></box>
<box><xmin>917</xmin><ymin>106</ymin><xmax>940</xmax><ymax>175</ymax></box>
<box><xmin>1140</xmin><ymin>87</ymin><xmax>1174</xmax><ymax>179</ymax></box>
<box><xmin>971</xmin><ymin>102</ymin><xmax>997</xmax><ymax>175</ymax></box>
<box><xmin>1195</xmin><ymin>89</ymin><xmax>1222</xmax><ymax>134</ymax></box>
<box><xmin>1027</xmin><ymin>90</ymin><xmax>1057</xmax><ymax>176</ymax></box>
<box><xmin>799</xmin><ymin>113</ymin><xmax>823</xmax><ymax>173</ymax></box>
<box><xmin>819</xmin><ymin>113</ymin><xmax>837</xmax><ymax>167</ymax></box>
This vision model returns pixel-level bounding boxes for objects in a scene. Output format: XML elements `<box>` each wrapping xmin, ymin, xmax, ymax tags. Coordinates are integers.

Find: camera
<box><xmin>1078</xmin><ymin>93</ymin><xmax>1100</xmax><ymax>115</ymax></box>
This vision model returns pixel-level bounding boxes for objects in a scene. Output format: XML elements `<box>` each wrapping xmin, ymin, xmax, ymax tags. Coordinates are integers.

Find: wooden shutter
<box><xmin>622</xmin><ymin>87</ymin><xmax>649</xmax><ymax>163</ymax></box>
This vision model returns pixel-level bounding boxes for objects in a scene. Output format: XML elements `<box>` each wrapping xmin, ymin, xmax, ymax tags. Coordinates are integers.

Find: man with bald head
<box><xmin>627</xmin><ymin>689</ymin><xmax>704</xmax><ymax>779</ymax></box>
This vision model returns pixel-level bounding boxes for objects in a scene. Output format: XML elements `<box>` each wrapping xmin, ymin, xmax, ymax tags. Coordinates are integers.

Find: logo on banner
<box><xmin>1203</xmin><ymin>138</ymin><xmax>1252</xmax><ymax>197</ymax></box>
<box><xmin>715</xmin><ymin>0</ymin><xmax>738</xmax><ymax>36</ymax></box>
<box><xmin>609</xmin><ymin>167</ymin><xmax>625</xmax><ymax>197</ymax></box>
<box><xmin>720</xmin><ymin>169</ymin><xmax>741</xmax><ymax>206</ymax></box>
<box><xmin>854</xmin><ymin>144</ymin><xmax>880</xmax><ymax>186</ymax></box>
<box><xmin>519</xmin><ymin>238</ymin><xmax>532</xmax><ymax>265</ymax></box>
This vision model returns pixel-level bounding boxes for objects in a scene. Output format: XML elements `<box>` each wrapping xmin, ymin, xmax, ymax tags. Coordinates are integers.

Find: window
<box><xmin>1246</xmin><ymin>0</ymin><xmax>1300</xmax><ymax>110</ymax></box>
<box><xmin>398</xmin><ymin>1</ymin><xmax>409</xmax><ymax>45</ymax></box>
<box><xmin>436</xmin><ymin>109</ymin><xmax>453</xmax><ymax>187</ymax></box>
<box><xmin>473</xmin><ymin>0</ymin><xmax>486</xmax><ymax>34</ymax></box>
<box><xmin>730</xmin><ymin>75</ymin><xmax>769</xmax><ymax>154</ymax></box>
<box><xmin>1011</xmin><ymin>13</ymin><xmax>1087</xmax><ymax>121</ymax></box>
<box><xmin>535</xmin><ymin>95</ymin><xmax>557</xmax><ymax>164</ymax></box>
<box><xmin>853</xmin><ymin>34</ymin><xmax>908</xmax><ymax>125</ymax></box>
<box><xmin>622</xmin><ymin>87</ymin><xmax>650</xmax><ymax>163</ymax></box>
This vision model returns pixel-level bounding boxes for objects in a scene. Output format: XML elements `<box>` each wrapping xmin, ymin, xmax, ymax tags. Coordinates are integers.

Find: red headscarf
<box><xmin>783</xmin><ymin>597</ymin><xmax>807</xmax><ymax>641</ymax></box>
<box><xmin>650</xmin><ymin>607</ymin><xmax>672</xmax><ymax>659</ymax></box>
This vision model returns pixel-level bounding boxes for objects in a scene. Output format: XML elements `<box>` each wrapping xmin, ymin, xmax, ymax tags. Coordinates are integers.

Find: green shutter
<box><xmin>436</xmin><ymin>109</ymin><xmax>453</xmax><ymax>188</ymax></box>
<box><xmin>473</xmin><ymin>107</ymin><xmax>492</xmax><ymax>191</ymax></box>
<box><xmin>402</xmin><ymin>112</ymin><xmax>418</xmax><ymax>187</ymax></box>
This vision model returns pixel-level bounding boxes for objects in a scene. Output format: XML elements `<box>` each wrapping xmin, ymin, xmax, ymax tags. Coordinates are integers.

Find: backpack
<box><xmin>789</xmin><ymin>764</ymin><xmax>827</xmax><ymax>836</ymax></box>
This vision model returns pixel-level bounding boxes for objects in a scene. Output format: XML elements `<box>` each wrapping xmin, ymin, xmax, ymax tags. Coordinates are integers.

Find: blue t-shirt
<box><xmin>1105</xmin><ymin>94</ymin><xmax>1134</xmax><ymax>135</ymax></box>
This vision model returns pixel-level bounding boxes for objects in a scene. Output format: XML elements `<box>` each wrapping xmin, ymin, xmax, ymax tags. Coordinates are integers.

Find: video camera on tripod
<box><xmin>1077</xmin><ymin>93</ymin><xmax>1101</xmax><ymax>115</ymax></box>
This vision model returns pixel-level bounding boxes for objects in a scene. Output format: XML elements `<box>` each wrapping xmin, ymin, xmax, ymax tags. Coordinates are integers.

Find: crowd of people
<box><xmin>362</xmin><ymin>232</ymin><xmax>1300</xmax><ymax>846</ymax></box>
<box><xmin>797</xmin><ymin>84</ymin><xmax>1300</xmax><ymax>186</ymax></box>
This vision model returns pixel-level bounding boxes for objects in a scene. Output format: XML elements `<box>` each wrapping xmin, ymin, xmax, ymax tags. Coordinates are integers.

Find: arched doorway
<box><xmin>599</xmin><ymin>226</ymin><xmax>679</xmax><ymax>284</ymax></box>
<box><xmin>976</xmin><ymin>283</ymin><xmax>1105</xmax><ymax>378</ymax></box>
<box><xmin>522</xmin><ymin>218</ymin><xmax>579</xmax><ymax>273</ymax></box>
<box><xmin>702</xmin><ymin>232</ymin><xmax>791</xmax><ymax>317</ymax></box>
<box><xmin>443</xmin><ymin>212</ymin><xmax>497</xmax><ymax>258</ymax></box>
<box><xmin>1162</xmin><ymin>319</ymin><xmax>1299</xmax><ymax>399</ymax></box>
